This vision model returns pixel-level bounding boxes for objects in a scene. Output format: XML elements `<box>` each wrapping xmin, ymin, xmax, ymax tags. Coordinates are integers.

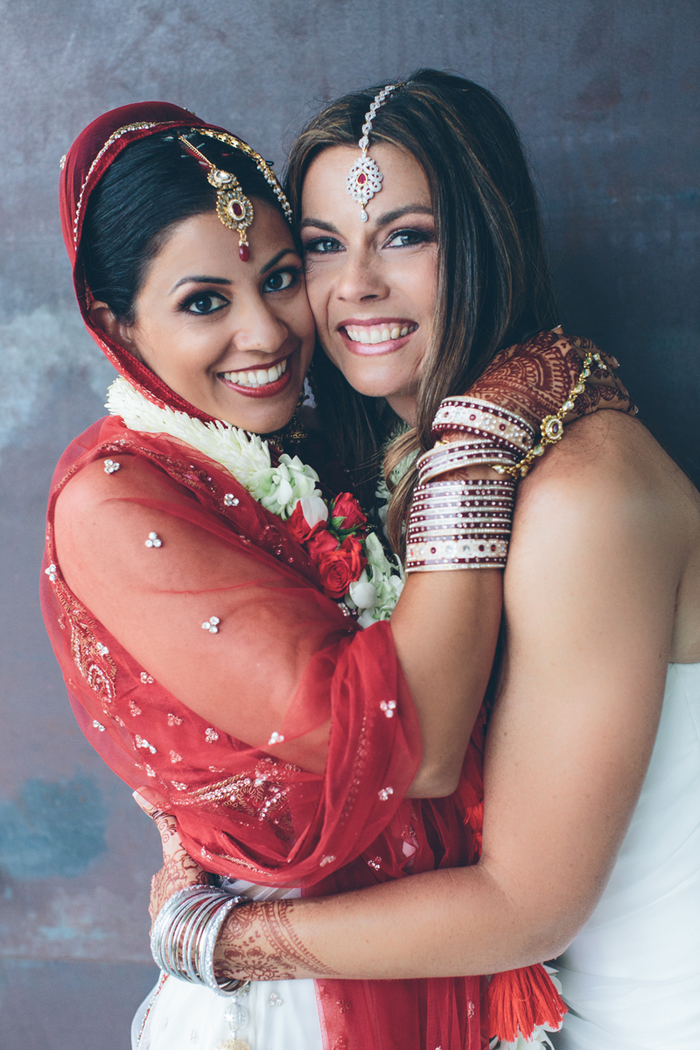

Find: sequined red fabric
<box><xmin>47</xmin><ymin>105</ymin><xmax>486</xmax><ymax>1049</ymax></box>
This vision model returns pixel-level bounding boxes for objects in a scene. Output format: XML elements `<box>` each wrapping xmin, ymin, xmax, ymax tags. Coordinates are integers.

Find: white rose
<box><xmin>296</xmin><ymin>495</ymin><xmax>329</xmax><ymax>529</ymax></box>
<box><xmin>349</xmin><ymin>577</ymin><xmax>378</xmax><ymax>610</ymax></box>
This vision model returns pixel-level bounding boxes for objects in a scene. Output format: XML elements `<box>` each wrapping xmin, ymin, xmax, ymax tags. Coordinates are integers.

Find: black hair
<box><xmin>81</xmin><ymin>131</ymin><xmax>282</xmax><ymax>323</ymax></box>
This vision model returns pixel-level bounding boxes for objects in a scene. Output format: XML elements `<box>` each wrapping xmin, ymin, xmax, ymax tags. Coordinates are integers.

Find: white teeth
<box><xmin>344</xmin><ymin>323</ymin><xmax>417</xmax><ymax>344</ymax></box>
<box><xmin>221</xmin><ymin>358</ymin><xmax>288</xmax><ymax>388</ymax></box>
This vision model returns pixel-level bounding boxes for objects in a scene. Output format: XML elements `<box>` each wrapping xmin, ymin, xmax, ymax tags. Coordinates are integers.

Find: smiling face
<box><xmin>300</xmin><ymin>143</ymin><xmax>438</xmax><ymax>424</ymax></box>
<box><xmin>95</xmin><ymin>204</ymin><xmax>315</xmax><ymax>434</ymax></box>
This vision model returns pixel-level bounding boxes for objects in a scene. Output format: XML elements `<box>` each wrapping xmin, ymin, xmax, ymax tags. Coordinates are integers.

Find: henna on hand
<box><xmin>133</xmin><ymin>792</ymin><xmax>209</xmax><ymax>930</ymax></box>
<box><xmin>464</xmin><ymin>329</ymin><xmax>635</xmax><ymax>434</ymax></box>
<box><xmin>215</xmin><ymin>899</ymin><xmax>340</xmax><ymax>983</ymax></box>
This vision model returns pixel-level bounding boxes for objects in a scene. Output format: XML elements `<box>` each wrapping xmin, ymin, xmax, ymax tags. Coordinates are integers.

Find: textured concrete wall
<box><xmin>0</xmin><ymin>1</ymin><xmax>697</xmax><ymax>1046</ymax></box>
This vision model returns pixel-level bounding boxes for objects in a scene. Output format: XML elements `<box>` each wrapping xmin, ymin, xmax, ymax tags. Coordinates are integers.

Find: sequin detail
<box><xmin>380</xmin><ymin>700</ymin><xmax>396</xmax><ymax>718</ymax></box>
<box><xmin>224</xmin><ymin>493</ymin><xmax>240</xmax><ymax>507</ymax></box>
<box><xmin>378</xmin><ymin>786</ymin><xmax>394</xmax><ymax>801</ymax></box>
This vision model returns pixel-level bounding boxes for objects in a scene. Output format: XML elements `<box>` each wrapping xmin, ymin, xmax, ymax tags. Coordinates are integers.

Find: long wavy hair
<box><xmin>285</xmin><ymin>69</ymin><xmax>558</xmax><ymax>552</ymax></box>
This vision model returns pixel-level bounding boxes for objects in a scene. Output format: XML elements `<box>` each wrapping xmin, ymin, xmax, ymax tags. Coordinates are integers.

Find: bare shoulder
<box><xmin>517</xmin><ymin>412</ymin><xmax>699</xmax><ymax>541</ymax></box>
<box><xmin>511</xmin><ymin>411</ymin><xmax>700</xmax><ymax>661</ymax></box>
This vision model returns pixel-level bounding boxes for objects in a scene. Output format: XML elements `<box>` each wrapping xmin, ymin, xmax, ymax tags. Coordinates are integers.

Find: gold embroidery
<box><xmin>45</xmin><ymin>522</ymin><xmax>117</xmax><ymax>707</ymax></box>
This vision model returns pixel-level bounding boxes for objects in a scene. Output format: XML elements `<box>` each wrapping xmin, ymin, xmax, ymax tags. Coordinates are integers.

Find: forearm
<box><xmin>214</xmin><ymin>862</ymin><xmax>555</xmax><ymax>983</ymax></box>
<box><xmin>391</xmin><ymin>568</ymin><xmax>502</xmax><ymax>795</ymax></box>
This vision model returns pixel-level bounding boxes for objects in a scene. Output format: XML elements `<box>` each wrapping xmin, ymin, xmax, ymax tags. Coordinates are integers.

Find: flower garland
<box><xmin>106</xmin><ymin>377</ymin><xmax>403</xmax><ymax>625</ymax></box>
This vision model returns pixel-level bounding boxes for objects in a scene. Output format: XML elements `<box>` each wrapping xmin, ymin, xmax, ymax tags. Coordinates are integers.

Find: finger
<box><xmin>133</xmin><ymin>789</ymin><xmax>170</xmax><ymax>820</ymax></box>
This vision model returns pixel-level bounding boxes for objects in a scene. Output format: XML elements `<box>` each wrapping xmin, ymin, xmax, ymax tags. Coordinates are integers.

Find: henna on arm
<box><xmin>215</xmin><ymin>899</ymin><xmax>340</xmax><ymax>982</ymax></box>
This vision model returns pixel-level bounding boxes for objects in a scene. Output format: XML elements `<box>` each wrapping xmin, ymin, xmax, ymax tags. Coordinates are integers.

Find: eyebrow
<box><xmin>300</xmin><ymin>203</ymin><xmax>433</xmax><ymax>232</ymax></box>
<box><xmin>259</xmin><ymin>247</ymin><xmax>299</xmax><ymax>275</ymax></box>
<box><xmin>169</xmin><ymin>248</ymin><xmax>299</xmax><ymax>294</ymax></box>
<box><xmin>169</xmin><ymin>275</ymin><xmax>230</xmax><ymax>294</ymax></box>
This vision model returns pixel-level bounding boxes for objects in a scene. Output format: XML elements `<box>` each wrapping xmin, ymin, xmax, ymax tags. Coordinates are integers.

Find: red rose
<box><xmin>316</xmin><ymin>535</ymin><xmax>366</xmax><ymax>600</ymax></box>
<box><xmin>306</xmin><ymin>529</ymin><xmax>339</xmax><ymax>560</ymax></box>
<box><xmin>287</xmin><ymin>501</ymin><xmax>326</xmax><ymax>544</ymax></box>
<box><xmin>331</xmin><ymin>493</ymin><xmax>367</xmax><ymax>533</ymax></box>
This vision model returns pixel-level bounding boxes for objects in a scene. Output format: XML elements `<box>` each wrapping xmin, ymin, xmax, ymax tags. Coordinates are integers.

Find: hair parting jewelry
<box><xmin>150</xmin><ymin>884</ymin><xmax>251</xmax><ymax>995</ymax></box>
<box><xmin>405</xmin><ymin>477</ymin><xmax>516</xmax><ymax>572</ymax></box>
<box><xmin>178</xmin><ymin>129</ymin><xmax>293</xmax><ymax>261</ymax></box>
<box><xmin>346</xmin><ymin>83</ymin><xmax>403</xmax><ymax>221</ymax></box>
<box><xmin>178</xmin><ymin>136</ymin><xmax>255</xmax><ymax>260</ymax></box>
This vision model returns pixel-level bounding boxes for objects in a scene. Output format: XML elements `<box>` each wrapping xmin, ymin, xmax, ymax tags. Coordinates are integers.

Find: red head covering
<box><xmin>59</xmin><ymin>102</ymin><xmax>288</xmax><ymax>421</ymax></box>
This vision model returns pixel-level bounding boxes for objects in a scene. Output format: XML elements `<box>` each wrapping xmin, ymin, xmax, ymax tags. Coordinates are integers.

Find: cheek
<box><xmin>302</xmin><ymin>267</ymin><xmax>332</xmax><ymax>331</ymax></box>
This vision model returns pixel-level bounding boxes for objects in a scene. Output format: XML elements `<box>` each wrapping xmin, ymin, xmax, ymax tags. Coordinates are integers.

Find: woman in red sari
<box><xmin>45</xmin><ymin>101</ymin><xmax>534</xmax><ymax>1050</ymax></box>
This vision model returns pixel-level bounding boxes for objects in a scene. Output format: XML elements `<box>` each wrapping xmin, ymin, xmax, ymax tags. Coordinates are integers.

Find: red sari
<box><xmin>45</xmin><ymin>102</ymin><xmax>487</xmax><ymax>1050</ymax></box>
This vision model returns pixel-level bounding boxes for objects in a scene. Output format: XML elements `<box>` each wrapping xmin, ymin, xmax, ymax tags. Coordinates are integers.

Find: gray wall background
<box><xmin>0</xmin><ymin>1</ymin><xmax>697</xmax><ymax>1047</ymax></box>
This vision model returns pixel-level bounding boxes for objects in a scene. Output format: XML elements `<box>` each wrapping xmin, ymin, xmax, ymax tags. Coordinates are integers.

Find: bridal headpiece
<box><xmin>179</xmin><ymin>129</ymin><xmax>293</xmax><ymax>261</ymax></box>
<box><xmin>346</xmin><ymin>83</ymin><xmax>403</xmax><ymax>222</ymax></box>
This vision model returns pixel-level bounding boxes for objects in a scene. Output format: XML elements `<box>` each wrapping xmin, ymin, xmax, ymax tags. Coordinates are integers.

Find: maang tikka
<box><xmin>346</xmin><ymin>83</ymin><xmax>402</xmax><ymax>222</ymax></box>
<box><xmin>179</xmin><ymin>135</ymin><xmax>254</xmax><ymax>260</ymax></box>
<box><xmin>178</xmin><ymin>130</ymin><xmax>293</xmax><ymax>261</ymax></box>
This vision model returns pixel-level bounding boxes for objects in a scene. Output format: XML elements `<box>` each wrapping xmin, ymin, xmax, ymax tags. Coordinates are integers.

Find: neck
<box><xmin>386</xmin><ymin>392</ymin><xmax>418</xmax><ymax>427</ymax></box>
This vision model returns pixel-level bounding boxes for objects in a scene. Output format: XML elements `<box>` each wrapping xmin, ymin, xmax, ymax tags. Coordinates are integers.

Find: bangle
<box><xmin>405</xmin><ymin>478</ymin><xmax>515</xmax><ymax>572</ymax></box>
<box><xmin>150</xmin><ymin>884</ymin><xmax>251</xmax><ymax>996</ymax></box>
<box><xmin>416</xmin><ymin>439</ymin><xmax>519</xmax><ymax>484</ymax></box>
<box><xmin>431</xmin><ymin>398</ymin><xmax>535</xmax><ymax>456</ymax></box>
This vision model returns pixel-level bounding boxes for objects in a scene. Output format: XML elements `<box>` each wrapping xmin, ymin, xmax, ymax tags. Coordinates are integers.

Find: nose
<box><xmin>233</xmin><ymin>296</ymin><xmax>288</xmax><ymax>355</ymax></box>
<box><xmin>334</xmin><ymin>249</ymin><xmax>390</xmax><ymax>304</ymax></box>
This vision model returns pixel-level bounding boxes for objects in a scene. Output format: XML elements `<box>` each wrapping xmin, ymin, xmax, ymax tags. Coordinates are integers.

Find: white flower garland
<box><xmin>106</xmin><ymin>377</ymin><xmax>320</xmax><ymax>519</ymax></box>
<box><xmin>105</xmin><ymin>377</ymin><xmax>403</xmax><ymax>624</ymax></box>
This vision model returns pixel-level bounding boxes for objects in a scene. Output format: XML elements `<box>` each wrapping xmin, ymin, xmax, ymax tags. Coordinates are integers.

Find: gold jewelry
<box><xmin>179</xmin><ymin>137</ymin><xmax>255</xmax><ymax>259</ymax></box>
<box><xmin>178</xmin><ymin>130</ymin><xmax>293</xmax><ymax>261</ymax></box>
<box><xmin>346</xmin><ymin>84</ymin><xmax>402</xmax><ymax>222</ymax></box>
<box><xmin>493</xmin><ymin>350</ymin><xmax>608</xmax><ymax>479</ymax></box>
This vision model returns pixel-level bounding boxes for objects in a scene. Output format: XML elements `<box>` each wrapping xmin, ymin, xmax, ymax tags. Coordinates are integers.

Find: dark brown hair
<box><xmin>285</xmin><ymin>68</ymin><xmax>558</xmax><ymax>551</ymax></box>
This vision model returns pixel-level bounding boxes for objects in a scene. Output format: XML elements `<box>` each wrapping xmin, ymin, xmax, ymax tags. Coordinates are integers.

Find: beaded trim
<box><xmin>72</xmin><ymin>121</ymin><xmax>163</xmax><ymax>246</ymax></box>
<box><xmin>71</xmin><ymin>122</ymin><xmax>293</xmax><ymax>251</ymax></box>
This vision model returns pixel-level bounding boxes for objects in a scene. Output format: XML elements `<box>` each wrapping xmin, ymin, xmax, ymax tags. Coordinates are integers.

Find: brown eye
<box><xmin>263</xmin><ymin>270</ymin><xmax>296</xmax><ymax>293</ymax></box>
<box><xmin>183</xmin><ymin>293</ymin><xmax>228</xmax><ymax>314</ymax></box>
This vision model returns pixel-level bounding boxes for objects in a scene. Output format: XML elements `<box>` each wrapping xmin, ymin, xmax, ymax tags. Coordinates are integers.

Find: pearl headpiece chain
<box><xmin>346</xmin><ymin>83</ymin><xmax>403</xmax><ymax>221</ymax></box>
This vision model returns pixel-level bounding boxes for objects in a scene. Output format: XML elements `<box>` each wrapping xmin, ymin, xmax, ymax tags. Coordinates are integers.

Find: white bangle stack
<box><xmin>150</xmin><ymin>884</ymin><xmax>250</xmax><ymax>996</ymax></box>
<box><xmin>405</xmin><ymin>478</ymin><xmax>515</xmax><ymax>572</ymax></box>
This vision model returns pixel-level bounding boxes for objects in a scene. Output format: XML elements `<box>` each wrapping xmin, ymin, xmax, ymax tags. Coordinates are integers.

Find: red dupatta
<box><xmin>46</xmin><ymin>104</ymin><xmax>487</xmax><ymax>1049</ymax></box>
